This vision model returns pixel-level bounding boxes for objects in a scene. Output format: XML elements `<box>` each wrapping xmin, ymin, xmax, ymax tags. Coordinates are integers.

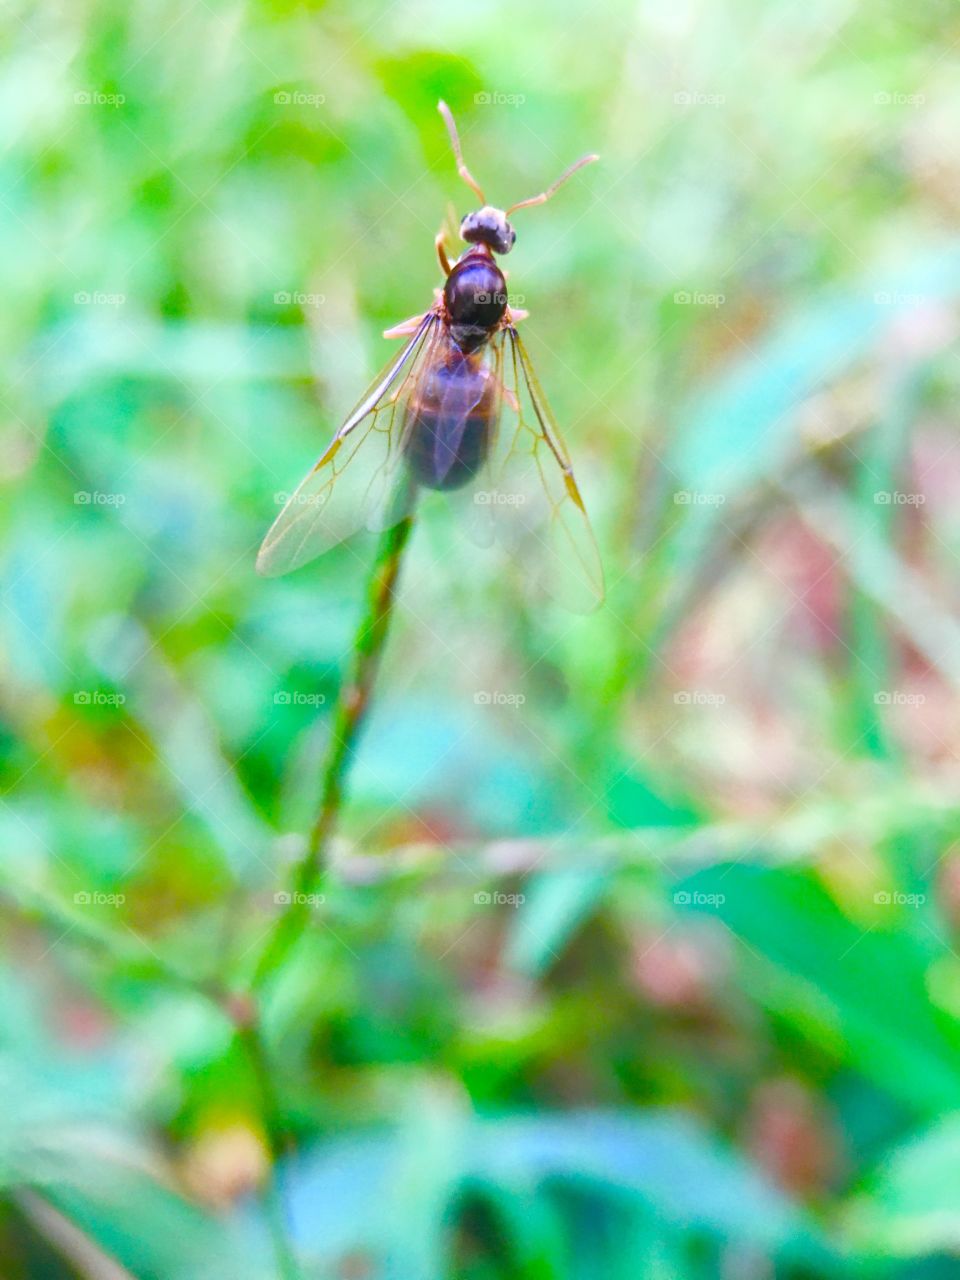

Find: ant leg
<box><xmin>435</xmin><ymin>232</ymin><xmax>451</xmax><ymax>277</ymax></box>
<box><xmin>383</xmin><ymin>312</ymin><xmax>427</xmax><ymax>339</ymax></box>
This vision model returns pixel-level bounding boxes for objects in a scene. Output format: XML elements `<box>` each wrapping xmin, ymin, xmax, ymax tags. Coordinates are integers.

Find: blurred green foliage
<box><xmin>4</xmin><ymin>0</ymin><xmax>960</xmax><ymax>1276</ymax></box>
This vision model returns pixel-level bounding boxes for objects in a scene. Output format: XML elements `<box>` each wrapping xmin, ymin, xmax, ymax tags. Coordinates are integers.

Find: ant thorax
<box><xmin>442</xmin><ymin>249</ymin><xmax>508</xmax><ymax>352</ymax></box>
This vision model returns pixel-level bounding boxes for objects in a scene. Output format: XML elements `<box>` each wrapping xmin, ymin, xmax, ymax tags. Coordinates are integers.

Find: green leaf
<box><xmin>846</xmin><ymin>1114</ymin><xmax>960</xmax><ymax>1258</ymax></box>
<box><xmin>677</xmin><ymin>864</ymin><xmax>960</xmax><ymax>1114</ymax></box>
<box><xmin>282</xmin><ymin>1104</ymin><xmax>832</xmax><ymax>1274</ymax></box>
<box><xmin>504</xmin><ymin>869</ymin><xmax>609</xmax><ymax>976</ymax></box>
<box><xmin>467</xmin><ymin>1110</ymin><xmax>829</xmax><ymax>1265</ymax></box>
<box><xmin>13</xmin><ymin>1136</ymin><xmax>265</xmax><ymax>1280</ymax></box>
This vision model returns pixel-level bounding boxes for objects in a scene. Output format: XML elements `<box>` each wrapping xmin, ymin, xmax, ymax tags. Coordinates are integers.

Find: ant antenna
<box><xmin>506</xmin><ymin>152</ymin><xmax>599</xmax><ymax>216</ymax></box>
<box><xmin>437</xmin><ymin>100</ymin><xmax>486</xmax><ymax>206</ymax></box>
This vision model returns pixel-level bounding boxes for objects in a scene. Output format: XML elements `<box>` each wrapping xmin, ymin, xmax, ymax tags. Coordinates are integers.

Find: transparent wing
<box><xmin>256</xmin><ymin>313</ymin><xmax>441</xmax><ymax>576</ymax></box>
<box><xmin>483</xmin><ymin>326</ymin><xmax>604</xmax><ymax>613</ymax></box>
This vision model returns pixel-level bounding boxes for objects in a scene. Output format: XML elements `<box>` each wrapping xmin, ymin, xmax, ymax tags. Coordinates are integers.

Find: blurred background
<box><xmin>3</xmin><ymin>0</ymin><xmax>960</xmax><ymax>1275</ymax></box>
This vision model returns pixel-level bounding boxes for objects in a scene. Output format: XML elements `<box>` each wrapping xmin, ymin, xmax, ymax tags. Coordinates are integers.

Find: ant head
<box><xmin>437</xmin><ymin>100</ymin><xmax>597</xmax><ymax>259</ymax></box>
<box><xmin>459</xmin><ymin>205</ymin><xmax>516</xmax><ymax>256</ymax></box>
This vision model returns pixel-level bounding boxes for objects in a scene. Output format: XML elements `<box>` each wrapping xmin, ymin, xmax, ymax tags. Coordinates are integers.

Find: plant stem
<box><xmin>253</xmin><ymin>512</ymin><xmax>416</xmax><ymax>987</ymax></box>
<box><xmin>304</xmin><ymin>511</ymin><xmax>416</xmax><ymax>872</ymax></box>
<box><xmin>237</xmin><ymin>513</ymin><xmax>416</xmax><ymax>1270</ymax></box>
<box><xmin>29</xmin><ymin>513</ymin><xmax>415</xmax><ymax>1278</ymax></box>
<box><xmin>236</xmin><ymin>1019</ymin><xmax>301</xmax><ymax>1280</ymax></box>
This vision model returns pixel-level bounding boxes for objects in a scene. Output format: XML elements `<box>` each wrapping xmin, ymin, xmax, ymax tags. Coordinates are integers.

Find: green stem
<box><xmin>236</xmin><ymin>1019</ymin><xmax>301</xmax><ymax>1280</ymax></box>
<box><xmin>253</xmin><ymin>512</ymin><xmax>416</xmax><ymax>987</ymax></box>
<box><xmin>304</xmin><ymin>512</ymin><xmax>416</xmax><ymax>872</ymax></box>
<box><xmin>236</xmin><ymin>512</ymin><xmax>416</xmax><ymax>1269</ymax></box>
<box><xmin>25</xmin><ymin>513</ymin><xmax>415</xmax><ymax>1278</ymax></box>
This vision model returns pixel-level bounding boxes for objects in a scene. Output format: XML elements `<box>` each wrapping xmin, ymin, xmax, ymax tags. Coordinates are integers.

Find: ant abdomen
<box><xmin>404</xmin><ymin>355</ymin><xmax>496</xmax><ymax>490</ymax></box>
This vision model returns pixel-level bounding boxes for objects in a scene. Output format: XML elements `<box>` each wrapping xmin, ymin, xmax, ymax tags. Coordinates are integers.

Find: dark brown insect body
<box><xmin>403</xmin><ymin>246</ymin><xmax>506</xmax><ymax>490</ymax></box>
<box><xmin>443</xmin><ymin>246</ymin><xmax>508</xmax><ymax>352</ymax></box>
<box><xmin>256</xmin><ymin>100</ymin><xmax>604</xmax><ymax>611</ymax></box>
<box><xmin>403</xmin><ymin>346</ymin><xmax>498</xmax><ymax>490</ymax></box>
